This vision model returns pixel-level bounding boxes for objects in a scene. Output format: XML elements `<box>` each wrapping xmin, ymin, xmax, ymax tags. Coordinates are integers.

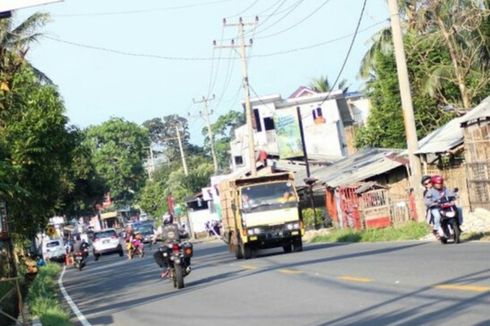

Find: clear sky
<box><xmin>16</xmin><ymin>0</ymin><xmax>390</xmax><ymax>145</ymax></box>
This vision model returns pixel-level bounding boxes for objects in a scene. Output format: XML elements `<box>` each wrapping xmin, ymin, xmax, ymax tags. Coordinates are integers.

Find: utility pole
<box><xmin>175</xmin><ymin>125</ymin><xmax>189</xmax><ymax>176</ymax></box>
<box><xmin>214</xmin><ymin>17</ymin><xmax>258</xmax><ymax>176</ymax></box>
<box><xmin>148</xmin><ymin>145</ymin><xmax>155</xmax><ymax>181</ymax></box>
<box><xmin>387</xmin><ymin>0</ymin><xmax>424</xmax><ymax>220</ymax></box>
<box><xmin>193</xmin><ymin>94</ymin><xmax>219</xmax><ymax>173</ymax></box>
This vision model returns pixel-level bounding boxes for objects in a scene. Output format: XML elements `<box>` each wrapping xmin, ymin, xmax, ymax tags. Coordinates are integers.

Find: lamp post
<box><xmin>304</xmin><ymin>177</ymin><xmax>319</xmax><ymax>230</ymax></box>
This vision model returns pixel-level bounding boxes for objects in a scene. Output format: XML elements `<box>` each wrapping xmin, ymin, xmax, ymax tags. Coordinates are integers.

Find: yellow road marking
<box><xmin>241</xmin><ymin>264</ymin><xmax>257</xmax><ymax>270</ymax></box>
<box><xmin>338</xmin><ymin>275</ymin><xmax>373</xmax><ymax>283</ymax></box>
<box><xmin>434</xmin><ymin>284</ymin><xmax>490</xmax><ymax>293</ymax></box>
<box><xmin>278</xmin><ymin>268</ymin><xmax>304</xmax><ymax>275</ymax></box>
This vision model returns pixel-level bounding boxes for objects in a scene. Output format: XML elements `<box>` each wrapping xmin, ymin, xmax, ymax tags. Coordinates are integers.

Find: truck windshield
<box><xmin>241</xmin><ymin>182</ymin><xmax>297</xmax><ymax>211</ymax></box>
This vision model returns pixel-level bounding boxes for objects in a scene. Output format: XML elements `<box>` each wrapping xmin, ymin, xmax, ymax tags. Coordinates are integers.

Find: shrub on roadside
<box><xmin>302</xmin><ymin>208</ymin><xmax>324</xmax><ymax>229</ymax></box>
<box><xmin>27</xmin><ymin>263</ymin><xmax>72</xmax><ymax>326</ymax></box>
<box><xmin>311</xmin><ymin>221</ymin><xmax>429</xmax><ymax>243</ymax></box>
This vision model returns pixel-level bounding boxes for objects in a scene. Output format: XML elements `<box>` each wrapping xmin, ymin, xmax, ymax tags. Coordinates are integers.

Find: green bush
<box><xmin>27</xmin><ymin>263</ymin><xmax>72</xmax><ymax>326</ymax></box>
<box><xmin>311</xmin><ymin>221</ymin><xmax>429</xmax><ymax>243</ymax></box>
<box><xmin>302</xmin><ymin>208</ymin><xmax>324</xmax><ymax>228</ymax></box>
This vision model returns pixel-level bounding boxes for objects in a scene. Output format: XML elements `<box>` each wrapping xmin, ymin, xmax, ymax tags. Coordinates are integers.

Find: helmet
<box><xmin>431</xmin><ymin>175</ymin><xmax>444</xmax><ymax>185</ymax></box>
<box><xmin>421</xmin><ymin>175</ymin><xmax>432</xmax><ymax>185</ymax></box>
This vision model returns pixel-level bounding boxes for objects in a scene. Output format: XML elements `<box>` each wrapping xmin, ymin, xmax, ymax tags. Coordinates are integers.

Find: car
<box><xmin>92</xmin><ymin>228</ymin><xmax>124</xmax><ymax>260</ymax></box>
<box><xmin>134</xmin><ymin>224</ymin><xmax>155</xmax><ymax>243</ymax></box>
<box><xmin>42</xmin><ymin>238</ymin><xmax>66</xmax><ymax>262</ymax></box>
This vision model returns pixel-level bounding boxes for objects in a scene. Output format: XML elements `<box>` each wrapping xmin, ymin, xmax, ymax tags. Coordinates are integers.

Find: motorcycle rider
<box><xmin>424</xmin><ymin>175</ymin><xmax>462</xmax><ymax>239</ymax></box>
<box><xmin>152</xmin><ymin>214</ymin><xmax>190</xmax><ymax>278</ymax></box>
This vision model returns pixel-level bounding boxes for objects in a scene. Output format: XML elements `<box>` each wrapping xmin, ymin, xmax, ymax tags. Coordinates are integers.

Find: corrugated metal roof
<box><xmin>415</xmin><ymin>96</ymin><xmax>490</xmax><ymax>154</ymax></box>
<box><xmin>415</xmin><ymin>117</ymin><xmax>465</xmax><ymax>154</ymax></box>
<box><xmin>275</xmin><ymin>148</ymin><xmax>405</xmax><ymax>188</ymax></box>
<box><xmin>459</xmin><ymin>95</ymin><xmax>490</xmax><ymax>125</ymax></box>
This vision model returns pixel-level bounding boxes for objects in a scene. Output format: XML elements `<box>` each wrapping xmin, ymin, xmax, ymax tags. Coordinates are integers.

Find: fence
<box><xmin>327</xmin><ymin>185</ymin><xmax>416</xmax><ymax>231</ymax></box>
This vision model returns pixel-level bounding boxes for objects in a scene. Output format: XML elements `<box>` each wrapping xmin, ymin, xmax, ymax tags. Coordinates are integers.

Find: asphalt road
<box><xmin>61</xmin><ymin>240</ymin><xmax>490</xmax><ymax>326</ymax></box>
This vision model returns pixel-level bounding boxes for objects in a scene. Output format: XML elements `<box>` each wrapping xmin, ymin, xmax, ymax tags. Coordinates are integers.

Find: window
<box><xmin>253</xmin><ymin>109</ymin><xmax>262</xmax><ymax>132</ymax></box>
<box><xmin>314</xmin><ymin>107</ymin><xmax>325</xmax><ymax>124</ymax></box>
<box><xmin>234</xmin><ymin>156</ymin><xmax>244</xmax><ymax>166</ymax></box>
<box><xmin>263</xmin><ymin>117</ymin><xmax>275</xmax><ymax>130</ymax></box>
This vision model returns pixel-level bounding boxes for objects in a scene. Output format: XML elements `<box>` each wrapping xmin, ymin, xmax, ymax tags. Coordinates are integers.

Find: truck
<box><xmin>218</xmin><ymin>172</ymin><xmax>304</xmax><ymax>259</ymax></box>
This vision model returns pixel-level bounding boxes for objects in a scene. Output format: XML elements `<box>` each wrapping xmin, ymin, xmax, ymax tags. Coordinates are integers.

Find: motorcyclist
<box><xmin>424</xmin><ymin>175</ymin><xmax>463</xmax><ymax>239</ymax></box>
<box><xmin>421</xmin><ymin>175</ymin><xmax>437</xmax><ymax>236</ymax></box>
<box><xmin>153</xmin><ymin>214</ymin><xmax>189</xmax><ymax>278</ymax></box>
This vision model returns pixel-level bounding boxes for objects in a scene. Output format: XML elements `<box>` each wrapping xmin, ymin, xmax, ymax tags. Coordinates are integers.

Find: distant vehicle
<box><xmin>42</xmin><ymin>238</ymin><xmax>66</xmax><ymax>261</ymax></box>
<box><xmin>92</xmin><ymin>229</ymin><xmax>124</xmax><ymax>261</ymax></box>
<box><xmin>135</xmin><ymin>224</ymin><xmax>155</xmax><ymax>243</ymax></box>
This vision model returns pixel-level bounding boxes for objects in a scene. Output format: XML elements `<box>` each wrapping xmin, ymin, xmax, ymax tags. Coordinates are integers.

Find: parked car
<box><xmin>92</xmin><ymin>228</ymin><xmax>124</xmax><ymax>260</ymax></box>
<box><xmin>42</xmin><ymin>238</ymin><xmax>66</xmax><ymax>262</ymax></box>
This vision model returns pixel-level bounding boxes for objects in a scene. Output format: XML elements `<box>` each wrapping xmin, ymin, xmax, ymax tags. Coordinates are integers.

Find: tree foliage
<box><xmin>143</xmin><ymin>115</ymin><xmax>190</xmax><ymax>162</ymax></box>
<box><xmin>202</xmin><ymin>110</ymin><xmax>244</xmax><ymax>172</ymax></box>
<box><xmin>85</xmin><ymin>118</ymin><xmax>149</xmax><ymax>207</ymax></box>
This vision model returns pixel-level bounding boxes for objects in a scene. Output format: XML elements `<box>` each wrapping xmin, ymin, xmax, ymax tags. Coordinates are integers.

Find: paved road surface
<box><xmin>61</xmin><ymin>240</ymin><xmax>490</xmax><ymax>326</ymax></box>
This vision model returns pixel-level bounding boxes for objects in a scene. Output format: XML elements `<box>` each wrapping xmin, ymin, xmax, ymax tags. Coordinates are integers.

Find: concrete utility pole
<box><xmin>193</xmin><ymin>94</ymin><xmax>219</xmax><ymax>173</ymax></box>
<box><xmin>175</xmin><ymin>125</ymin><xmax>189</xmax><ymax>176</ymax></box>
<box><xmin>148</xmin><ymin>146</ymin><xmax>155</xmax><ymax>181</ymax></box>
<box><xmin>388</xmin><ymin>0</ymin><xmax>424</xmax><ymax>220</ymax></box>
<box><xmin>214</xmin><ymin>17</ymin><xmax>258</xmax><ymax>176</ymax></box>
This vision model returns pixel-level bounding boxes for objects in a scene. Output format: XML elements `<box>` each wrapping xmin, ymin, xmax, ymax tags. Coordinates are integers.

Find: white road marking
<box><xmin>58</xmin><ymin>266</ymin><xmax>92</xmax><ymax>326</ymax></box>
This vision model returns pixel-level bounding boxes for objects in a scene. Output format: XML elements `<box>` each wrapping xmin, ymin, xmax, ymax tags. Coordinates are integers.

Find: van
<box><xmin>42</xmin><ymin>238</ymin><xmax>66</xmax><ymax>261</ymax></box>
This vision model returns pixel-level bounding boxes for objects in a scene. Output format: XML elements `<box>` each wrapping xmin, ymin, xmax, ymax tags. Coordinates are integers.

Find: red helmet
<box><xmin>431</xmin><ymin>175</ymin><xmax>444</xmax><ymax>185</ymax></box>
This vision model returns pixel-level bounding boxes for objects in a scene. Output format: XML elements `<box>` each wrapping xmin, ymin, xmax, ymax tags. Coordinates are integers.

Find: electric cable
<box><xmin>319</xmin><ymin>0</ymin><xmax>367</xmax><ymax>105</ymax></box>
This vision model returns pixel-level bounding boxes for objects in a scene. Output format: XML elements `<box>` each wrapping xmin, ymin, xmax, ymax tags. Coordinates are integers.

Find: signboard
<box><xmin>273</xmin><ymin>108</ymin><xmax>303</xmax><ymax>159</ymax></box>
<box><xmin>0</xmin><ymin>0</ymin><xmax>62</xmax><ymax>12</ymax></box>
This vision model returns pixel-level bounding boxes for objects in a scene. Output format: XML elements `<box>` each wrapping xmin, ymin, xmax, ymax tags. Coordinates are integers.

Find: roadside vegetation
<box><xmin>311</xmin><ymin>222</ymin><xmax>429</xmax><ymax>243</ymax></box>
<box><xmin>462</xmin><ymin>231</ymin><xmax>490</xmax><ymax>242</ymax></box>
<box><xmin>27</xmin><ymin>263</ymin><xmax>72</xmax><ymax>326</ymax></box>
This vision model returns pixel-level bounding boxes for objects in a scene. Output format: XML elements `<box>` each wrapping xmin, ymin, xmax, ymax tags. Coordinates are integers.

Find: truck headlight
<box><xmin>247</xmin><ymin>229</ymin><xmax>254</xmax><ymax>235</ymax></box>
<box><xmin>253</xmin><ymin>228</ymin><xmax>261</xmax><ymax>234</ymax></box>
<box><xmin>287</xmin><ymin>223</ymin><xmax>300</xmax><ymax>230</ymax></box>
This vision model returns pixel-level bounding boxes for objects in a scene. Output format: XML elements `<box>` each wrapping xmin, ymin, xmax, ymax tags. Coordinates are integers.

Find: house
<box><xmin>229</xmin><ymin>87</ymin><xmax>370</xmax><ymax>171</ymax></box>
<box><xmin>460</xmin><ymin>96</ymin><xmax>490</xmax><ymax>210</ymax></box>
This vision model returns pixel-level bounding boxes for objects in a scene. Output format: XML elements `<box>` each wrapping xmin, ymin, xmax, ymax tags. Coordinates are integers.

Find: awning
<box><xmin>100</xmin><ymin>211</ymin><xmax>118</xmax><ymax>220</ymax></box>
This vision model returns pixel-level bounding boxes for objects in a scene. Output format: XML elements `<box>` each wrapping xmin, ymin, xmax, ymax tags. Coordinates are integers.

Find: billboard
<box><xmin>273</xmin><ymin>108</ymin><xmax>304</xmax><ymax>159</ymax></box>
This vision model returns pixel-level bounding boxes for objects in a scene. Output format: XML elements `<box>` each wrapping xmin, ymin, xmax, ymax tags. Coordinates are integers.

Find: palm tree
<box><xmin>0</xmin><ymin>12</ymin><xmax>51</xmax><ymax>87</ymax></box>
<box><xmin>310</xmin><ymin>75</ymin><xmax>350</xmax><ymax>93</ymax></box>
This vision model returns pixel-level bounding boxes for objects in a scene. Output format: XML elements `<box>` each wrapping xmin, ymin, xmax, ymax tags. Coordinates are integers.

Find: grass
<box><xmin>311</xmin><ymin>221</ymin><xmax>430</xmax><ymax>243</ymax></box>
<box><xmin>27</xmin><ymin>263</ymin><xmax>72</xmax><ymax>326</ymax></box>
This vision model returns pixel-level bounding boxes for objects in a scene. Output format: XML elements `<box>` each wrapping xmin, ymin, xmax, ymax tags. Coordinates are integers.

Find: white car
<box><xmin>42</xmin><ymin>239</ymin><xmax>65</xmax><ymax>261</ymax></box>
<box><xmin>92</xmin><ymin>228</ymin><xmax>124</xmax><ymax>260</ymax></box>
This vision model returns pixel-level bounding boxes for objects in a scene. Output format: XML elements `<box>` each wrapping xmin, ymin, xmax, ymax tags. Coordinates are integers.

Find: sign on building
<box><xmin>274</xmin><ymin>108</ymin><xmax>303</xmax><ymax>159</ymax></box>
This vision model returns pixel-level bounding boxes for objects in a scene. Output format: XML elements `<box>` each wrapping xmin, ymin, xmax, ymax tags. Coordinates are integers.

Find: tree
<box><xmin>202</xmin><ymin>110</ymin><xmax>245</xmax><ymax>172</ymax></box>
<box><xmin>0</xmin><ymin>66</ymin><xmax>73</xmax><ymax>238</ymax></box>
<box><xmin>143</xmin><ymin>115</ymin><xmax>190</xmax><ymax>162</ymax></box>
<box><xmin>309</xmin><ymin>75</ymin><xmax>350</xmax><ymax>93</ymax></box>
<box><xmin>85</xmin><ymin>118</ymin><xmax>149</xmax><ymax>207</ymax></box>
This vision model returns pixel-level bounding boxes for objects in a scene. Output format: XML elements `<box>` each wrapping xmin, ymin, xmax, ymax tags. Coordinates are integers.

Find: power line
<box><xmin>55</xmin><ymin>0</ymin><xmax>234</xmax><ymax>17</ymax></box>
<box><xmin>251</xmin><ymin>0</ymin><xmax>305</xmax><ymax>37</ymax></box>
<box><xmin>42</xmin><ymin>19</ymin><xmax>386</xmax><ymax>61</ymax></box>
<box><xmin>226</xmin><ymin>0</ymin><xmax>261</xmax><ymax>18</ymax></box>
<box><xmin>319</xmin><ymin>0</ymin><xmax>368</xmax><ymax>106</ymax></box>
<box><xmin>256</xmin><ymin>0</ymin><xmax>333</xmax><ymax>40</ymax></box>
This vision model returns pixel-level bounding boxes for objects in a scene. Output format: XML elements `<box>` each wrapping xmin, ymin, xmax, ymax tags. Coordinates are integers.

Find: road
<box><xmin>61</xmin><ymin>240</ymin><xmax>490</xmax><ymax>326</ymax></box>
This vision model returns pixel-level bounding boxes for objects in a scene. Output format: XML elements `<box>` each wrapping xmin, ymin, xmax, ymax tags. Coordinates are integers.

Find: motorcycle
<box><xmin>127</xmin><ymin>239</ymin><xmax>144</xmax><ymax>259</ymax></box>
<box><xmin>437</xmin><ymin>192</ymin><xmax>461</xmax><ymax>244</ymax></box>
<box><xmin>73</xmin><ymin>250</ymin><xmax>86</xmax><ymax>271</ymax></box>
<box><xmin>160</xmin><ymin>240</ymin><xmax>193</xmax><ymax>289</ymax></box>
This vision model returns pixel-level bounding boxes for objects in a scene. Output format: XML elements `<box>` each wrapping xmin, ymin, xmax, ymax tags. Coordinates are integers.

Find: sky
<box><xmin>16</xmin><ymin>0</ymin><xmax>390</xmax><ymax>145</ymax></box>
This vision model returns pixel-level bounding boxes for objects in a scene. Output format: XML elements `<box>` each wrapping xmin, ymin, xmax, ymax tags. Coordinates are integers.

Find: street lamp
<box><xmin>304</xmin><ymin>177</ymin><xmax>319</xmax><ymax>230</ymax></box>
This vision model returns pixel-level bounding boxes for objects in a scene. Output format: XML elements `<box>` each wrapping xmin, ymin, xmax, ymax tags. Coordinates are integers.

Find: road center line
<box><xmin>241</xmin><ymin>264</ymin><xmax>257</xmax><ymax>270</ymax></box>
<box><xmin>338</xmin><ymin>275</ymin><xmax>373</xmax><ymax>283</ymax></box>
<box><xmin>278</xmin><ymin>268</ymin><xmax>304</xmax><ymax>275</ymax></box>
<box><xmin>58</xmin><ymin>266</ymin><xmax>92</xmax><ymax>326</ymax></box>
<box><xmin>434</xmin><ymin>284</ymin><xmax>490</xmax><ymax>293</ymax></box>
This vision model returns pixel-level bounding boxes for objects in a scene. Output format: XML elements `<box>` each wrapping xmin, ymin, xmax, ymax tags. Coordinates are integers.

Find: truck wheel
<box><xmin>243</xmin><ymin>244</ymin><xmax>253</xmax><ymax>259</ymax></box>
<box><xmin>235</xmin><ymin>244</ymin><xmax>244</xmax><ymax>259</ymax></box>
<box><xmin>293</xmin><ymin>239</ymin><xmax>303</xmax><ymax>252</ymax></box>
<box><xmin>283</xmin><ymin>244</ymin><xmax>292</xmax><ymax>253</ymax></box>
